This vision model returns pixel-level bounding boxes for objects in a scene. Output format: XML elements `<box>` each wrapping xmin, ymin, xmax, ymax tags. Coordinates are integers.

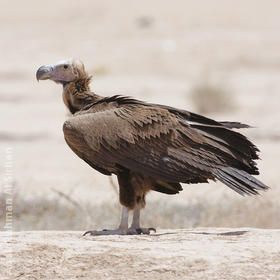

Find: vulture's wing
<box><xmin>63</xmin><ymin>102</ymin><xmax>267</xmax><ymax>196</ymax></box>
<box><xmin>153</xmin><ymin>103</ymin><xmax>251</xmax><ymax>129</ymax></box>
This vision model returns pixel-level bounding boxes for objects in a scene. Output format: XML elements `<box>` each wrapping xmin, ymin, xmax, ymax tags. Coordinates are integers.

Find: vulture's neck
<box><xmin>62</xmin><ymin>76</ymin><xmax>101</xmax><ymax>114</ymax></box>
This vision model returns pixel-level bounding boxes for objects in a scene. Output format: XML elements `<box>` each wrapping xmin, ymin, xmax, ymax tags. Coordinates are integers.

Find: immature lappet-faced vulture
<box><xmin>36</xmin><ymin>59</ymin><xmax>268</xmax><ymax>235</ymax></box>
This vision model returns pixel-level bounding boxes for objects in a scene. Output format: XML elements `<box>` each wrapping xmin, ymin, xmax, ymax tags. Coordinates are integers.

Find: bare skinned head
<box><xmin>36</xmin><ymin>59</ymin><xmax>86</xmax><ymax>84</ymax></box>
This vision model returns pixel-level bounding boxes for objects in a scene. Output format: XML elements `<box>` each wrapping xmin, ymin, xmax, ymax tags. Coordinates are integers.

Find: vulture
<box><xmin>36</xmin><ymin>59</ymin><xmax>268</xmax><ymax>235</ymax></box>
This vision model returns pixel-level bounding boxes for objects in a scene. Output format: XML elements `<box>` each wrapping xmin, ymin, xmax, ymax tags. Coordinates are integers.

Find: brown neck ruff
<box><xmin>62</xmin><ymin>75</ymin><xmax>99</xmax><ymax>114</ymax></box>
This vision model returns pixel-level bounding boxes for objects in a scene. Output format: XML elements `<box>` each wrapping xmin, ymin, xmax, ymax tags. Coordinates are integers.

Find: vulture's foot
<box><xmin>83</xmin><ymin>227</ymin><xmax>156</xmax><ymax>236</ymax></box>
<box><xmin>83</xmin><ymin>229</ymin><xmax>128</xmax><ymax>236</ymax></box>
<box><xmin>127</xmin><ymin>227</ymin><xmax>156</xmax><ymax>235</ymax></box>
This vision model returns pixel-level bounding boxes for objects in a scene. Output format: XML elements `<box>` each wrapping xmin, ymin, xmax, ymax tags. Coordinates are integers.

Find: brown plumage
<box><xmin>36</xmin><ymin>59</ymin><xmax>269</xmax><ymax>235</ymax></box>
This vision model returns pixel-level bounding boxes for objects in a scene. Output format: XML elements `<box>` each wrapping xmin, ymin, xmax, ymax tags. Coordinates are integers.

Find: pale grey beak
<box><xmin>36</xmin><ymin>65</ymin><xmax>54</xmax><ymax>81</ymax></box>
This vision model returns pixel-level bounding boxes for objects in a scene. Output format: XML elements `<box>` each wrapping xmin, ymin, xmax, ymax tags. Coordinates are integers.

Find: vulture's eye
<box><xmin>63</xmin><ymin>65</ymin><xmax>68</xmax><ymax>69</ymax></box>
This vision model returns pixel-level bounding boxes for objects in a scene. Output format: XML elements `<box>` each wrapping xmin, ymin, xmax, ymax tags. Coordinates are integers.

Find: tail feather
<box><xmin>213</xmin><ymin>167</ymin><xmax>269</xmax><ymax>196</ymax></box>
<box><xmin>219</xmin><ymin>121</ymin><xmax>251</xmax><ymax>129</ymax></box>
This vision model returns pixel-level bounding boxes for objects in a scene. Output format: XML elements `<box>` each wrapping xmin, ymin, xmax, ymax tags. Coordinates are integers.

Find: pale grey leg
<box><xmin>118</xmin><ymin>206</ymin><xmax>129</xmax><ymax>230</ymax></box>
<box><xmin>130</xmin><ymin>204</ymin><xmax>141</xmax><ymax>229</ymax></box>
<box><xmin>83</xmin><ymin>205</ymin><xmax>156</xmax><ymax>236</ymax></box>
<box><xmin>83</xmin><ymin>206</ymin><xmax>129</xmax><ymax>236</ymax></box>
<box><xmin>128</xmin><ymin>204</ymin><xmax>156</xmax><ymax>235</ymax></box>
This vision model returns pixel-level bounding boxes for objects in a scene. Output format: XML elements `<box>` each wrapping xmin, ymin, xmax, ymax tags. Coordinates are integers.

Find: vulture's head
<box><xmin>36</xmin><ymin>59</ymin><xmax>86</xmax><ymax>84</ymax></box>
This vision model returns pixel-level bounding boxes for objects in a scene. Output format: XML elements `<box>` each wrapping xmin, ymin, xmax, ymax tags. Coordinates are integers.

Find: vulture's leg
<box><xmin>128</xmin><ymin>204</ymin><xmax>156</xmax><ymax>235</ymax></box>
<box><xmin>130</xmin><ymin>204</ymin><xmax>141</xmax><ymax>228</ymax></box>
<box><xmin>83</xmin><ymin>206</ymin><xmax>129</xmax><ymax>236</ymax></box>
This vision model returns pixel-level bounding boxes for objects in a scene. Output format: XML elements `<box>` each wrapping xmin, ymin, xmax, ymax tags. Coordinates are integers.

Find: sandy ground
<box><xmin>1</xmin><ymin>228</ymin><xmax>280</xmax><ymax>280</ymax></box>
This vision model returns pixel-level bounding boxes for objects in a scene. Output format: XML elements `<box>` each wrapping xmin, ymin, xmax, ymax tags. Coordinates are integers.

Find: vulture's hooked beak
<box><xmin>36</xmin><ymin>65</ymin><xmax>54</xmax><ymax>81</ymax></box>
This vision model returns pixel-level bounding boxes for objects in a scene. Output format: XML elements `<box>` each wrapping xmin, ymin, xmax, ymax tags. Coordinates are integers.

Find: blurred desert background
<box><xmin>1</xmin><ymin>0</ymin><xmax>280</xmax><ymax>232</ymax></box>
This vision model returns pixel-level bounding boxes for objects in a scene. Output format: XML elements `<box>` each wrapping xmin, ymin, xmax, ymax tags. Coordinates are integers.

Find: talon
<box><xmin>135</xmin><ymin>227</ymin><xmax>156</xmax><ymax>235</ymax></box>
<box><xmin>83</xmin><ymin>231</ymin><xmax>92</xmax><ymax>236</ymax></box>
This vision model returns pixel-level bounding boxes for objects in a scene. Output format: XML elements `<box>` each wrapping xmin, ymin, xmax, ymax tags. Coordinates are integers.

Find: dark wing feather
<box><xmin>153</xmin><ymin>103</ymin><xmax>251</xmax><ymax>129</ymax></box>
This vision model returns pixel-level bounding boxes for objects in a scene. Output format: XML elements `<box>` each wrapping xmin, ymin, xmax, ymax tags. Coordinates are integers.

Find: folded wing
<box><xmin>63</xmin><ymin>101</ymin><xmax>268</xmax><ymax>195</ymax></box>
